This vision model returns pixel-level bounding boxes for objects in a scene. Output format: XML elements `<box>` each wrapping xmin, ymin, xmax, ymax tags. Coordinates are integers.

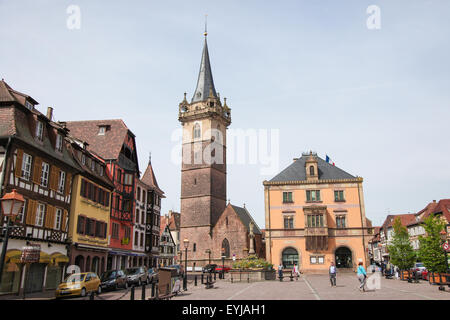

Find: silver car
<box><xmin>413</xmin><ymin>262</ymin><xmax>427</xmax><ymax>277</ymax></box>
<box><xmin>125</xmin><ymin>267</ymin><xmax>149</xmax><ymax>286</ymax></box>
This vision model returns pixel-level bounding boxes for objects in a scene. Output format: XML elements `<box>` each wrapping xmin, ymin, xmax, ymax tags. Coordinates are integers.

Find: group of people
<box><xmin>277</xmin><ymin>259</ymin><xmax>369</xmax><ymax>292</ymax></box>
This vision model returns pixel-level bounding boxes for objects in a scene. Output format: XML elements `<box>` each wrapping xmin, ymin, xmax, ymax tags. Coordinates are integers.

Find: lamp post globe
<box><xmin>0</xmin><ymin>189</ymin><xmax>25</xmax><ymax>282</ymax></box>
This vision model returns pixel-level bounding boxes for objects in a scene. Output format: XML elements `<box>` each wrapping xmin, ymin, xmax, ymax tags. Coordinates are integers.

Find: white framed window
<box><xmin>21</xmin><ymin>153</ymin><xmax>33</xmax><ymax>180</ymax></box>
<box><xmin>36</xmin><ymin>121</ymin><xmax>44</xmax><ymax>141</ymax></box>
<box><xmin>55</xmin><ymin>134</ymin><xmax>63</xmax><ymax>152</ymax></box>
<box><xmin>35</xmin><ymin>203</ymin><xmax>45</xmax><ymax>227</ymax></box>
<box><xmin>81</xmin><ymin>154</ymin><xmax>86</xmax><ymax>165</ymax></box>
<box><xmin>54</xmin><ymin>208</ymin><xmax>63</xmax><ymax>230</ymax></box>
<box><xmin>41</xmin><ymin>162</ymin><xmax>49</xmax><ymax>187</ymax></box>
<box><xmin>58</xmin><ymin>171</ymin><xmax>66</xmax><ymax>193</ymax></box>
<box><xmin>124</xmin><ymin>173</ymin><xmax>133</xmax><ymax>186</ymax></box>
<box><xmin>99</xmin><ymin>166</ymin><xmax>104</xmax><ymax>176</ymax></box>
<box><xmin>17</xmin><ymin>199</ymin><xmax>26</xmax><ymax>223</ymax></box>
<box><xmin>91</xmin><ymin>160</ymin><xmax>95</xmax><ymax>172</ymax></box>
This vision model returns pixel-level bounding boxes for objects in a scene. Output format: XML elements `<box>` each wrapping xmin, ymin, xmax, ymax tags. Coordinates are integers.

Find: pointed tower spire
<box><xmin>192</xmin><ymin>18</ymin><xmax>217</xmax><ymax>103</ymax></box>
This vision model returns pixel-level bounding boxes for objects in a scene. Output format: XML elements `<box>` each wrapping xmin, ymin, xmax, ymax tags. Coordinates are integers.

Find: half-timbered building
<box><xmin>65</xmin><ymin>120</ymin><xmax>139</xmax><ymax>270</ymax></box>
<box><xmin>0</xmin><ymin>80</ymin><xmax>79</xmax><ymax>295</ymax></box>
<box><xmin>141</xmin><ymin>158</ymin><xmax>165</xmax><ymax>268</ymax></box>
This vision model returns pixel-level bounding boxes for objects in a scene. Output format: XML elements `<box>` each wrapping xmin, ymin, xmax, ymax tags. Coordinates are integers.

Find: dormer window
<box><xmin>36</xmin><ymin>121</ymin><xmax>44</xmax><ymax>141</ymax></box>
<box><xmin>25</xmin><ymin>100</ymin><xmax>33</xmax><ymax>110</ymax></box>
<box><xmin>309</xmin><ymin>166</ymin><xmax>315</xmax><ymax>176</ymax></box>
<box><xmin>55</xmin><ymin>134</ymin><xmax>63</xmax><ymax>152</ymax></box>
<box><xmin>81</xmin><ymin>154</ymin><xmax>86</xmax><ymax>165</ymax></box>
<box><xmin>98</xmin><ymin>126</ymin><xmax>106</xmax><ymax>135</ymax></box>
<box><xmin>91</xmin><ymin>160</ymin><xmax>95</xmax><ymax>171</ymax></box>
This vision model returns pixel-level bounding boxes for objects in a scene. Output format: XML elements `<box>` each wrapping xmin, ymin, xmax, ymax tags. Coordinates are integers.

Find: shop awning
<box><xmin>50</xmin><ymin>253</ymin><xmax>69</xmax><ymax>265</ymax></box>
<box><xmin>5</xmin><ymin>250</ymin><xmax>22</xmax><ymax>264</ymax></box>
<box><xmin>5</xmin><ymin>250</ymin><xmax>51</xmax><ymax>264</ymax></box>
<box><xmin>39</xmin><ymin>252</ymin><xmax>51</xmax><ymax>264</ymax></box>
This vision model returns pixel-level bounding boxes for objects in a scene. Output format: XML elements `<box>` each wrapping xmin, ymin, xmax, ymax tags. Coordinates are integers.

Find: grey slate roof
<box><xmin>231</xmin><ymin>205</ymin><xmax>262</xmax><ymax>235</ymax></box>
<box><xmin>269</xmin><ymin>155</ymin><xmax>356</xmax><ymax>182</ymax></box>
<box><xmin>191</xmin><ymin>37</ymin><xmax>217</xmax><ymax>103</ymax></box>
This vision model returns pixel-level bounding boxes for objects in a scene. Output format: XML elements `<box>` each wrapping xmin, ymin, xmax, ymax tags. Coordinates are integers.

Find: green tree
<box><xmin>417</xmin><ymin>214</ymin><xmax>447</xmax><ymax>273</ymax></box>
<box><xmin>387</xmin><ymin>217</ymin><xmax>416</xmax><ymax>270</ymax></box>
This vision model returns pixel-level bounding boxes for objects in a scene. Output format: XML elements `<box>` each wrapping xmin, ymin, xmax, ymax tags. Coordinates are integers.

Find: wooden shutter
<box><xmin>26</xmin><ymin>200</ymin><xmax>37</xmax><ymax>225</ymax></box>
<box><xmin>15</xmin><ymin>149</ymin><xmax>23</xmax><ymax>177</ymax></box>
<box><xmin>65</xmin><ymin>173</ymin><xmax>72</xmax><ymax>196</ymax></box>
<box><xmin>32</xmin><ymin>156</ymin><xmax>42</xmax><ymax>184</ymax></box>
<box><xmin>45</xmin><ymin>205</ymin><xmax>55</xmax><ymax>229</ymax></box>
<box><xmin>49</xmin><ymin>166</ymin><xmax>59</xmax><ymax>191</ymax></box>
<box><xmin>62</xmin><ymin>210</ymin><xmax>68</xmax><ymax>232</ymax></box>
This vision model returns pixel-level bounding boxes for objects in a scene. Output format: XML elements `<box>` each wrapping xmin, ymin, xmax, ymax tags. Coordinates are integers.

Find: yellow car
<box><xmin>56</xmin><ymin>272</ymin><xmax>101</xmax><ymax>298</ymax></box>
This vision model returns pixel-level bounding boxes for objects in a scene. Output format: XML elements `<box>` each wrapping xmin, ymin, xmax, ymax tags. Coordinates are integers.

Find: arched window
<box><xmin>309</xmin><ymin>166</ymin><xmax>315</xmax><ymax>176</ymax></box>
<box><xmin>193</xmin><ymin>123</ymin><xmax>201</xmax><ymax>140</ymax></box>
<box><xmin>282</xmin><ymin>247</ymin><xmax>298</xmax><ymax>269</ymax></box>
<box><xmin>222</xmin><ymin>238</ymin><xmax>230</xmax><ymax>258</ymax></box>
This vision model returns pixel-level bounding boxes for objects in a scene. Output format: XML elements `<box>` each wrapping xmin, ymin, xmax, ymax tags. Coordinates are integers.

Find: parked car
<box><xmin>202</xmin><ymin>264</ymin><xmax>217</xmax><ymax>273</ymax></box>
<box><xmin>147</xmin><ymin>267</ymin><xmax>159</xmax><ymax>283</ymax></box>
<box><xmin>125</xmin><ymin>267</ymin><xmax>149</xmax><ymax>286</ymax></box>
<box><xmin>100</xmin><ymin>270</ymin><xmax>128</xmax><ymax>291</ymax></box>
<box><xmin>56</xmin><ymin>272</ymin><xmax>101</xmax><ymax>298</ymax></box>
<box><xmin>215</xmin><ymin>265</ymin><xmax>232</xmax><ymax>273</ymax></box>
<box><xmin>413</xmin><ymin>262</ymin><xmax>427</xmax><ymax>278</ymax></box>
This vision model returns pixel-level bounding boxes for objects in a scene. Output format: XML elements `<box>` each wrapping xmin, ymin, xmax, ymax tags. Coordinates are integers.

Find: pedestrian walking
<box><xmin>329</xmin><ymin>262</ymin><xmax>337</xmax><ymax>287</ymax></box>
<box><xmin>293</xmin><ymin>263</ymin><xmax>299</xmax><ymax>281</ymax></box>
<box><xmin>357</xmin><ymin>260</ymin><xmax>367</xmax><ymax>292</ymax></box>
<box><xmin>278</xmin><ymin>263</ymin><xmax>283</xmax><ymax>280</ymax></box>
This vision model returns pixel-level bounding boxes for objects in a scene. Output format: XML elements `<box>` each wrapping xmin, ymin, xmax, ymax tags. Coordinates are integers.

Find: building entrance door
<box><xmin>282</xmin><ymin>247</ymin><xmax>299</xmax><ymax>269</ymax></box>
<box><xmin>335</xmin><ymin>247</ymin><xmax>352</xmax><ymax>268</ymax></box>
<box><xmin>24</xmin><ymin>263</ymin><xmax>46</xmax><ymax>293</ymax></box>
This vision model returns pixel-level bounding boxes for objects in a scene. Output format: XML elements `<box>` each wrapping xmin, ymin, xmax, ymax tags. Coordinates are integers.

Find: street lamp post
<box><xmin>183</xmin><ymin>239</ymin><xmax>189</xmax><ymax>291</ymax></box>
<box><xmin>0</xmin><ymin>190</ymin><xmax>25</xmax><ymax>280</ymax></box>
<box><xmin>221</xmin><ymin>248</ymin><xmax>225</xmax><ymax>280</ymax></box>
<box><xmin>440</xmin><ymin>230</ymin><xmax>449</xmax><ymax>272</ymax></box>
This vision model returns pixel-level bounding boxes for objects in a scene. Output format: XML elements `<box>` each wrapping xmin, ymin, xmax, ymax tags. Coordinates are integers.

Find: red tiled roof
<box><xmin>382</xmin><ymin>214</ymin><xmax>416</xmax><ymax>229</ymax></box>
<box><xmin>65</xmin><ymin>119</ymin><xmax>131</xmax><ymax>160</ymax></box>
<box><xmin>0</xmin><ymin>79</ymin><xmax>38</xmax><ymax>106</ymax></box>
<box><xmin>431</xmin><ymin>199</ymin><xmax>450</xmax><ymax>222</ymax></box>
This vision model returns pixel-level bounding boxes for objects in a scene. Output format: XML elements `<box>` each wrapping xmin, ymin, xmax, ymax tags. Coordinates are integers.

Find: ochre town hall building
<box><xmin>264</xmin><ymin>152</ymin><xmax>373</xmax><ymax>273</ymax></box>
<box><xmin>178</xmin><ymin>32</ymin><xmax>263</xmax><ymax>269</ymax></box>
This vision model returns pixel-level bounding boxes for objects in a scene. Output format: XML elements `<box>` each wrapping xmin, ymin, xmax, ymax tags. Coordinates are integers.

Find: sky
<box><xmin>1</xmin><ymin>0</ymin><xmax>449</xmax><ymax>228</ymax></box>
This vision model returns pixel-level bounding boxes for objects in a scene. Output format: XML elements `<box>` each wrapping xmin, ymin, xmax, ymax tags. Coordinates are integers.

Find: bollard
<box><xmin>151</xmin><ymin>282</ymin><xmax>155</xmax><ymax>298</ymax></box>
<box><xmin>195</xmin><ymin>275</ymin><xmax>197</xmax><ymax>286</ymax></box>
<box><xmin>201</xmin><ymin>273</ymin><xmax>204</xmax><ymax>284</ymax></box>
<box><xmin>214</xmin><ymin>272</ymin><xmax>216</xmax><ymax>281</ymax></box>
<box><xmin>130</xmin><ymin>285</ymin><xmax>135</xmax><ymax>300</ymax></box>
<box><xmin>90</xmin><ymin>291</ymin><xmax>95</xmax><ymax>300</ymax></box>
<box><xmin>141</xmin><ymin>284</ymin><xmax>146</xmax><ymax>300</ymax></box>
<box><xmin>155</xmin><ymin>284</ymin><xmax>159</xmax><ymax>299</ymax></box>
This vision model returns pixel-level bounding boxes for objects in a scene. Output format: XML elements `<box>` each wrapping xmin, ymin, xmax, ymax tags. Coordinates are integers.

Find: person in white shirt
<box><xmin>329</xmin><ymin>262</ymin><xmax>337</xmax><ymax>287</ymax></box>
<box><xmin>293</xmin><ymin>263</ymin><xmax>299</xmax><ymax>280</ymax></box>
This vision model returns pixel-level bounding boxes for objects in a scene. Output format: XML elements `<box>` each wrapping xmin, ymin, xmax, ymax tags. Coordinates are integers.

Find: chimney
<box><xmin>46</xmin><ymin>107</ymin><xmax>53</xmax><ymax>120</ymax></box>
<box><xmin>433</xmin><ymin>200</ymin><xmax>436</xmax><ymax>203</ymax></box>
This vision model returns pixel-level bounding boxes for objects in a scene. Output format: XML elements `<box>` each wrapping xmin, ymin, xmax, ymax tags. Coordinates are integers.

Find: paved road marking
<box><xmin>303</xmin><ymin>276</ymin><xmax>321</xmax><ymax>300</ymax></box>
<box><xmin>382</xmin><ymin>284</ymin><xmax>435</xmax><ymax>300</ymax></box>
<box><xmin>226</xmin><ymin>282</ymin><xmax>258</xmax><ymax>300</ymax></box>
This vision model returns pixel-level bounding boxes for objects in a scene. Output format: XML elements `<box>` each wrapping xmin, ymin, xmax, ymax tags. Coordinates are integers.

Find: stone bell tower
<box><xmin>178</xmin><ymin>30</ymin><xmax>231</xmax><ymax>266</ymax></box>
